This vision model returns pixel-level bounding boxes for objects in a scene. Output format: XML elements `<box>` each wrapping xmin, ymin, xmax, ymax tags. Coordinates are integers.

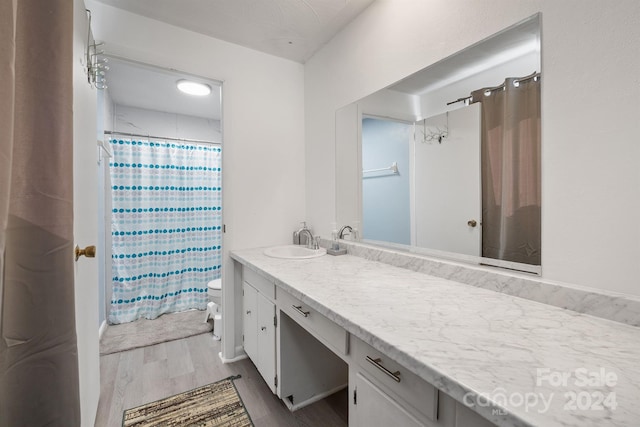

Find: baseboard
<box><xmin>218</xmin><ymin>347</ymin><xmax>247</xmax><ymax>364</ymax></box>
<box><xmin>283</xmin><ymin>383</ymin><xmax>348</xmax><ymax>412</ymax></box>
<box><xmin>98</xmin><ymin>320</ymin><xmax>108</xmax><ymax>340</ymax></box>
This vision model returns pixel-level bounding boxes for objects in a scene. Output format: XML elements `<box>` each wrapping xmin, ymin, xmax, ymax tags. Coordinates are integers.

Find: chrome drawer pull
<box><xmin>366</xmin><ymin>356</ymin><xmax>401</xmax><ymax>383</ymax></box>
<box><xmin>292</xmin><ymin>305</ymin><xmax>310</xmax><ymax>317</ymax></box>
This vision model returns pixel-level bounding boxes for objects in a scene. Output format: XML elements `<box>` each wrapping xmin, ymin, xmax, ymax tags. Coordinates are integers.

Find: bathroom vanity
<box><xmin>230</xmin><ymin>247</ymin><xmax>640</xmax><ymax>427</ymax></box>
<box><xmin>241</xmin><ymin>267</ymin><xmax>347</xmax><ymax>406</ymax></box>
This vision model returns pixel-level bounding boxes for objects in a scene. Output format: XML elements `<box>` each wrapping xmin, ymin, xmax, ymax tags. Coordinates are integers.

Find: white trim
<box><xmin>282</xmin><ymin>384</ymin><xmax>348</xmax><ymax>412</ymax></box>
<box><xmin>409</xmin><ymin>123</ymin><xmax>416</xmax><ymax>246</ymax></box>
<box><xmin>360</xmin><ymin>238</ymin><xmax>541</xmax><ymax>275</ymax></box>
<box><xmin>98</xmin><ymin>320</ymin><xmax>108</xmax><ymax>340</ymax></box>
<box><xmin>218</xmin><ymin>347</ymin><xmax>247</xmax><ymax>364</ymax></box>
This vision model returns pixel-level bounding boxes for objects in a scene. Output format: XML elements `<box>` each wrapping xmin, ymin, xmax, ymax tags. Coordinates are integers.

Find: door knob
<box><xmin>467</xmin><ymin>219</ymin><xmax>477</xmax><ymax>228</ymax></box>
<box><xmin>75</xmin><ymin>245</ymin><xmax>96</xmax><ymax>261</ymax></box>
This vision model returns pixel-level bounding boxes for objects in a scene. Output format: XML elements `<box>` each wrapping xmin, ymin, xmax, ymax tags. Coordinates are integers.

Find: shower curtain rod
<box><xmin>104</xmin><ymin>130</ymin><xmax>221</xmax><ymax>146</ymax></box>
<box><xmin>446</xmin><ymin>71</ymin><xmax>541</xmax><ymax>106</ymax></box>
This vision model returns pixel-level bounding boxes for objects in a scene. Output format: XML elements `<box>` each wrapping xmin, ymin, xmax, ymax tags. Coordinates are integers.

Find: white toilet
<box><xmin>205</xmin><ymin>278</ymin><xmax>222</xmax><ymax>340</ymax></box>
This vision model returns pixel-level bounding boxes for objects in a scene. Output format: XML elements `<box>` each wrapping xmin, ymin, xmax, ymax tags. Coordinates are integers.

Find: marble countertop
<box><xmin>230</xmin><ymin>247</ymin><xmax>640</xmax><ymax>427</ymax></box>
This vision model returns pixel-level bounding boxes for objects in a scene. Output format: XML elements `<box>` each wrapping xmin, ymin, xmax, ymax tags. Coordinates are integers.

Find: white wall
<box><xmin>87</xmin><ymin>0</ymin><xmax>306</xmax><ymax>359</ymax></box>
<box><xmin>111</xmin><ymin>104</ymin><xmax>222</xmax><ymax>142</ymax></box>
<box><xmin>306</xmin><ymin>0</ymin><xmax>640</xmax><ymax>296</ymax></box>
<box><xmin>361</xmin><ymin>118</ymin><xmax>412</xmax><ymax>244</ymax></box>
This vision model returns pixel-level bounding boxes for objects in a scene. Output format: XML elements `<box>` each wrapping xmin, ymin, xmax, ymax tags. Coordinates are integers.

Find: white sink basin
<box><xmin>264</xmin><ymin>245</ymin><xmax>326</xmax><ymax>259</ymax></box>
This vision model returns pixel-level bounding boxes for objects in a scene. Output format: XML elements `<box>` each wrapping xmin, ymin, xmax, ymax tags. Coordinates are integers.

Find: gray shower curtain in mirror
<box><xmin>0</xmin><ymin>1</ymin><xmax>81</xmax><ymax>425</ymax></box>
<box><xmin>471</xmin><ymin>75</ymin><xmax>541</xmax><ymax>266</ymax></box>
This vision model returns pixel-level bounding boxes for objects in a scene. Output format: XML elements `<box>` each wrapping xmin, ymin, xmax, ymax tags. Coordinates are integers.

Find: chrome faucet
<box><xmin>298</xmin><ymin>228</ymin><xmax>314</xmax><ymax>248</ymax></box>
<box><xmin>338</xmin><ymin>225</ymin><xmax>353</xmax><ymax>239</ymax></box>
<box><xmin>294</xmin><ymin>222</ymin><xmax>316</xmax><ymax>248</ymax></box>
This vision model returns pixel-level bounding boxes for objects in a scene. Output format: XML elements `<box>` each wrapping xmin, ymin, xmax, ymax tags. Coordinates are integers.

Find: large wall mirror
<box><xmin>335</xmin><ymin>14</ymin><xmax>541</xmax><ymax>274</ymax></box>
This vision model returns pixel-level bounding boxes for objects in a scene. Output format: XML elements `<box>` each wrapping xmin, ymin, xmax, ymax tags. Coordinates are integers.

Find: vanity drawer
<box><xmin>278</xmin><ymin>289</ymin><xmax>349</xmax><ymax>356</ymax></box>
<box><xmin>353</xmin><ymin>336</ymin><xmax>438</xmax><ymax>423</ymax></box>
<box><xmin>243</xmin><ymin>267</ymin><xmax>275</xmax><ymax>300</ymax></box>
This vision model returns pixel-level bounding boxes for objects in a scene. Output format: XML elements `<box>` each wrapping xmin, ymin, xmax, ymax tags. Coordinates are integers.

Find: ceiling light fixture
<box><xmin>176</xmin><ymin>79</ymin><xmax>211</xmax><ymax>96</ymax></box>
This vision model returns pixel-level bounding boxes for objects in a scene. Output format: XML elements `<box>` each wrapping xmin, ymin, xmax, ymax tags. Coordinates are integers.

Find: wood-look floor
<box><xmin>95</xmin><ymin>333</ymin><xmax>348</xmax><ymax>427</ymax></box>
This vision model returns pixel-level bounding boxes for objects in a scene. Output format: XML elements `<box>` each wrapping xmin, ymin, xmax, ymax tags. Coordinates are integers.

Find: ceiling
<box><xmin>102</xmin><ymin>2</ymin><xmax>537</xmax><ymax>122</ymax></box>
<box><xmin>93</xmin><ymin>0</ymin><xmax>376</xmax><ymax>63</ymax></box>
<box><xmin>98</xmin><ymin>0</ymin><xmax>376</xmax><ymax>120</ymax></box>
<box><xmin>106</xmin><ymin>57</ymin><xmax>222</xmax><ymax>120</ymax></box>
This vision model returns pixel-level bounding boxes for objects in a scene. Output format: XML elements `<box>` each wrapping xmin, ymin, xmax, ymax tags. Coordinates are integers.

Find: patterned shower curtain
<box><xmin>108</xmin><ymin>139</ymin><xmax>222</xmax><ymax>324</ymax></box>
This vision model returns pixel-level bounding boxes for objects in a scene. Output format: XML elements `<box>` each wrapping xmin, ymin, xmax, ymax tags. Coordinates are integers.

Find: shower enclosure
<box><xmin>107</xmin><ymin>135</ymin><xmax>222</xmax><ymax>324</ymax></box>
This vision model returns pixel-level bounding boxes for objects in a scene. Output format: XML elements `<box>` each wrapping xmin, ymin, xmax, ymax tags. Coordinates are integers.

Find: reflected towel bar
<box><xmin>363</xmin><ymin>161</ymin><xmax>399</xmax><ymax>176</ymax></box>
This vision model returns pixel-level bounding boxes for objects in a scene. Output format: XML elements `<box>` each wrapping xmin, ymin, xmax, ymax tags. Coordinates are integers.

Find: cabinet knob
<box><xmin>261</xmin><ymin>326</ymin><xmax>266</xmax><ymax>331</ymax></box>
<box><xmin>467</xmin><ymin>219</ymin><xmax>477</xmax><ymax>228</ymax></box>
<box><xmin>246</xmin><ymin>310</ymin><xmax>251</xmax><ymax>315</ymax></box>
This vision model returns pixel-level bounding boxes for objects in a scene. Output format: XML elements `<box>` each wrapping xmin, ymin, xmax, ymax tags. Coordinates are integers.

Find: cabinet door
<box><xmin>455</xmin><ymin>401</ymin><xmax>496</xmax><ymax>427</ymax></box>
<box><xmin>242</xmin><ymin>283</ymin><xmax>258</xmax><ymax>362</ymax></box>
<box><xmin>257</xmin><ymin>293</ymin><xmax>276</xmax><ymax>394</ymax></box>
<box><xmin>354</xmin><ymin>372</ymin><xmax>424</xmax><ymax>427</ymax></box>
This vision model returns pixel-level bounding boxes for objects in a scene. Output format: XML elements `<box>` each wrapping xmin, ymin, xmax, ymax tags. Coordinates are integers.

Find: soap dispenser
<box><xmin>327</xmin><ymin>222</ymin><xmax>347</xmax><ymax>256</ymax></box>
<box><xmin>330</xmin><ymin>223</ymin><xmax>340</xmax><ymax>250</ymax></box>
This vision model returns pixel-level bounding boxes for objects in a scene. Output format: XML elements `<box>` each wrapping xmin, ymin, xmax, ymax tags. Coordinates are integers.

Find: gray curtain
<box><xmin>0</xmin><ymin>1</ymin><xmax>81</xmax><ymax>425</ymax></box>
<box><xmin>471</xmin><ymin>75</ymin><xmax>541</xmax><ymax>266</ymax></box>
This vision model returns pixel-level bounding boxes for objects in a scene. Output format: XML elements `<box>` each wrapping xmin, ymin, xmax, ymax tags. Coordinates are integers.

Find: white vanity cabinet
<box><xmin>350</xmin><ymin>336</ymin><xmax>439</xmax><ymax>426</ymax></box>
<box><xmin>242</xmin><ymin>283</ymin><xmax>258</xmax><ymax>361</ymax></box>
<box><xmin>353</xmin><ymin>372</ymin><xmax>424</xmax><ymax>427</ymax></box>
<box><xmin>349</xmin><ymin>336</ymin><xmax>496</xmax><ymax>427</ymax></box>
<box><xmin>242</xmin><ymin>269</ymin><xmax>276</xmax><ymax>394</ymax></box>
<box><xmin>275</xmin><ymin>278</ymin><xmax>349</xmax><ymax>409</ymax></box>
<box><xmin>240</xmin><ymin>266</ymin><xmax>348</xmax><ymax>405</ymax></box>
<box><xmin>277</xmin><ymin>288</ymin><xmax>349</xmax><ymax>356</ymax></box>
